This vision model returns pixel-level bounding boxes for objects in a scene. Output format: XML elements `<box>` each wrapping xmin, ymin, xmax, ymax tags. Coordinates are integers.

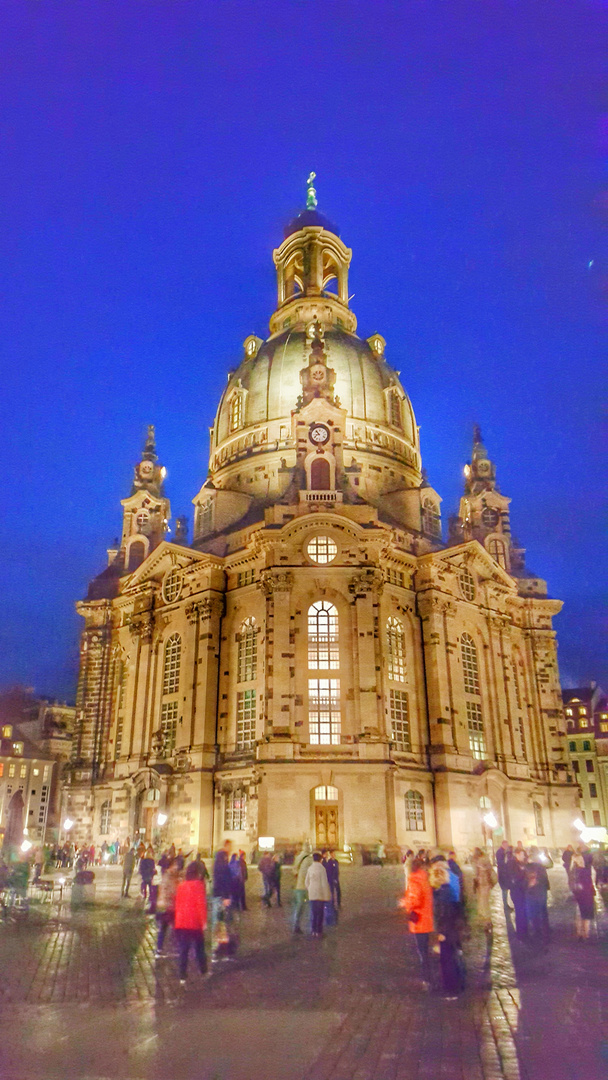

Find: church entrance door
<box><xmin>315</xmin><ymin>805</ymin><xmax>339</xmax><ymax>849</ymax></box>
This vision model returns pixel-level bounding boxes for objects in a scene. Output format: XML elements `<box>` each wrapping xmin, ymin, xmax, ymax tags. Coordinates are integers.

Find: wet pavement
<box><xmin>1</xmin><ymin>863</ymin><xmax>607</xmax><ymax>1079</ymax></box>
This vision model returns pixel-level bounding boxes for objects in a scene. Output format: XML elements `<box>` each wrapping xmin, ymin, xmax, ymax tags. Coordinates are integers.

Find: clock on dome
<box><xmin>309</xmin><ymin>423</ymin><xmax>330</xmax><ymax>446</ymax></box>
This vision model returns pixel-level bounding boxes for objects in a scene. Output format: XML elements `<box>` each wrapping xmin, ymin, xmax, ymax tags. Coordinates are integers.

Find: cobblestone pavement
<box><xmin>1</xmin><ymin>864</ymin><xmax>608</xmax><ymax>1080</ymax></box>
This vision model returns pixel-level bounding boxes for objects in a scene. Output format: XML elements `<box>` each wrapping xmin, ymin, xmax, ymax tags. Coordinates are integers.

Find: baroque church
<box><xmin>65</xmin><ymin>179</ymin><xmax>577</xmax><ymax>856</ymax></box>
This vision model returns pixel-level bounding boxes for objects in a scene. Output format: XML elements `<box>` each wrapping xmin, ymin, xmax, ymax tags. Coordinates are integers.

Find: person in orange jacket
<box><xmin>174</xmin><ymin>862</ymin><xmax>209</xmax><ymax>985</ymax></box>
<box><xmin>402</xmin><ymin>856</ymin><xmax>434</xmax><ymax>989</ymax></box>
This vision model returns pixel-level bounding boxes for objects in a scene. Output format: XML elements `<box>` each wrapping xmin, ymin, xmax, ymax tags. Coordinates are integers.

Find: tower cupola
<box><xmin>270</xmin><ymin>174</ymin><xmax>356</xmax><ymax>336</ymax></box>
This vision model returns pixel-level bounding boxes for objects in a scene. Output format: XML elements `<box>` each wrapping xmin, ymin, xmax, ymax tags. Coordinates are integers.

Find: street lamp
<box><xmin>20</xmin><ymin>839</ymin><xmax>32</xmax><ymax>853</ymax></box>
<box><xmin>63</xmin><ymin>818</ymin><xmax>74</xmax><ymax>832</ymax></box>
<box><xmin>157</xmin><ymin>813</ymin><xmax>168</xmax><ymax>827</ymax></box>
<box><xmin>573</xmin><ymin>818</ymin><xmax>585</xmax><ymax>833</ymax></box>
<box><xmin>483</xmin><ymin>812</ymin><xmax>498</xmax><ymax>830</ymax></box>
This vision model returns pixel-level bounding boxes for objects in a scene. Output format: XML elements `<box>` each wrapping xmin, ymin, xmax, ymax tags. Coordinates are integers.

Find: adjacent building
<box><xmin>564</xmin><ymin>684</ymin><xmax>608</xmax><ymax>831</ymax></box>
<box><xmin>63</xmin><ymin>183</ymin><xmax>578</xmax><ymax>856</ymax></box>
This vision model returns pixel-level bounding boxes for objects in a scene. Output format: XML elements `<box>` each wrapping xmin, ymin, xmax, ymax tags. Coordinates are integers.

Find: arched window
<box><xmin>163</xmin><ymin>634</ymin><xmax>181</xmax><ymax>696</ymax></box>
<box><xmin>198</xmin><ymin>500</ymin><xmax>213</xmax><ymax>535</ymax></box>
<box><xmin>405</xmin><ymin>790</ymin><xmax>425</xmax><ymax>831</ymax></box>
<box><xmin>314</xmin><ymin>785</ymin><xmax>338</xmax><ymax>802</ymax></box>
<box><xmin>128</xmin><ymin>540</ymin><xmax>146</xmax><ymax>571</ymax></box>
<box><xmin>467</xmin><ymin>701</ymin><xmax>486</xmax><ymax>759</ymax></box>
<box><xmin>421</xmin><ymin>498</ymin><xmax>441</xmax><ymax>538</ymax></box>
<box><xmin>308</xmin><ymin>601</ymin><xmax>341</xmax><ymax>745</ymax></box>
<box><xmin>229</xmin><ymin>391</ymin><xmax>244</xmax><ymax>432</ymax></box>
<box><xmin>533</xmin><ymin>802</ymin><xmax>544</xmax><ymax>836</ymax></box>
<box><xmin>487</xmin><ymin>536</ymin><xmax>508</xmax><ymax>570</ymax></box>
<box><xmin>114</xmin><ymin>658</ymin><xmax>126</xmax><ymax>761</ymax></box>
<box><xmin>387</xmin><ymin>617</ymin><xmax>406</xmax><ymax>682</ymax></box>
<box><xmin>310</xmin><ymin>456</ymin><xmax>331</xmax><ymax>490</ymax></box>
<box><xmin>100</xmin><ymin>800</ymin><xmax>112</xmax><ymax>835</ymax></box>
<box><xmin>308</xmin><ymin>602</ymin><xmax>339</xmax><ymax>670</ymax></box>
<box><xmin>482</xmin><ymin>505</ymin><xmax>500</xmax><ymax>529</ymax></box>
<box><xmin>238</xmin><ymin>618</ymin><xmax>257</xmax><ymax>683</ymax></box>
<box><xmin>461</xmin><ymin>634</ymin><xmax>480</xmax><ymax>695</ymax></box>
<box><xmin>390</xmin><ymin>391</ymin><xmax>402</xmax><ymax>430</ymax></box>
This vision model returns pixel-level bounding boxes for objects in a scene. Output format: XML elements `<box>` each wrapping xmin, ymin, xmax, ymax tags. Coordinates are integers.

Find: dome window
<box><xmin>306</xmin><ymin>535</ymin><xmax>337</xmax><ymax>565</ymax></box>
<box><xmin>229</xmin><ymin>391</ymin><xmax>244</xmax><ymax>433</ymax></box>
<box><xmin>367</xmin><ymin>334</ymin><xmax>386</xmax><ymax>357</ymax></box>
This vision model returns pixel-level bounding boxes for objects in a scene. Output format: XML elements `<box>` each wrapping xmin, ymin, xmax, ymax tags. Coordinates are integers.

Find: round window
<box><xmin>460</xmin><ymin>569</ymin><xmax>476</xmax><ymax>602</ymax></box>
<box><xmin>306</xmin><ymin>535</ymin><xmax>337</xmax><ymax>564</ymax></box>
<box><xmin>163</xmin><ymin>569</ymin><xmax>182</xmax><ymax>604</ymax></box>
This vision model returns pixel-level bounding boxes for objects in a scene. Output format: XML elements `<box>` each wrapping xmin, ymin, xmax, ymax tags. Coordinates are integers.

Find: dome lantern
<box><xmin>270</xmin><ymin>175</ymin><xmax>356</xmax><ymax>336</ymax></box>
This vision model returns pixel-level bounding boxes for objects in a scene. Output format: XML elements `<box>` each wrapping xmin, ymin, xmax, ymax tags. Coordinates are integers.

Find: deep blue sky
<box><xmin>0</xmin><ymin>1</ymin><xmax>605</xmax><ymax>700</ymax></box>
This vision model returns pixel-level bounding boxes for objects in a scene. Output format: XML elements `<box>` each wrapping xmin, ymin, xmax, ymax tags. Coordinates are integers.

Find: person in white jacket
<box><xmin>305</xmin><ymin>851</ymin><xmax>331</xmax><ymax>937</ymax></box>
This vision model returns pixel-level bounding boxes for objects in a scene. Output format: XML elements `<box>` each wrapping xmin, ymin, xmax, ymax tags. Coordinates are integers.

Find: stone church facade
<box><xmin>64</xmin><ymin>184</ymin><xmax>578</xmax><ymax>856</ymax></box>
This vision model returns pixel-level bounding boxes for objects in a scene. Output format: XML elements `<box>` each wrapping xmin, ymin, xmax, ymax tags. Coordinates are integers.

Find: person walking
<box><xmin>402</xmin><ymin>856</ymin><xmax>434</xmax><ymax>989</ymax></box>
<box><xmin>305</xmin><ymin>852</ymin><xmax>331</xmax><ymax>937</ymax></box>
<box><xmin>562</xmin><ymin>845</ymin><xmax>574</xmax><ymax>876</ymax></box>
<box><xmin>121</xmin><ymin>847</ymin><xmax>136</xmax><ymax>898</ymax></box>
<box><xmin>496</xmin><ymin>841</ymin><xmax>514</xmax><ymax>911</ymax></box>
<box><xmin>507</xmin><ymin>849</ymin><xmax>529</xmax><ymax>941</ymax></box>
<box><xmin>271</xmin><ymin>853</ymin><xmax>283</xmax><ymax>907</ymax></box>
<box><xmin>292</xmin><ymin>843</ymin><xmax>313</xmax><ymax>934</ymax></box>
<box><xmin>229</xmin><ymin>853</ymin><xmax>246</xmax><ymax>911</ymax></box>
<box><xmin>325</xmin><ymin>850</ymin><xmax>341</xmax><ymax>909</ymax></box>
<box><xmin>174</xmin><ymin>862</ymin><xmax>209</xmax><ymax>985</ymax></box>
<box><xmin>525</xmin><ymin>849</ymin><xmax>550</xmax><ymax>948</ymax></box>
<box><xmin>212</xmin><ymin>840</ymin><xmax>238</xmax><ymax>962</ymax></box>
<box><xmin>570</xmin><ymin>851</ymin><xmax>595</xmax><ymax>940</ymax></box>
<box><xmin>138</xmin><ymin>847</ymin><xmax>157</xmax><ymax>905</ymax></box>
<box><xmin>258</xmin><ymin>852</ymin><xmax>275</xmax><ymax>907</ymax></box>
<box><xmin>471</xmin><ymin>848</ymin><xmax>496</xmax><ymax>934</ymax></box>
<box><xmin>238</xmin><ymin>850</ymin><xmax>248</xmax><ymax>909</ymax></box>
<box><xmin>429</xmin><ymin>860</ymin><xmax>464</xmax><ymax>999</ymax></box>
<box><xmin>155</xmin><ymin>860</ymin><xmax>180</xmax><ymax>957</ymax></box>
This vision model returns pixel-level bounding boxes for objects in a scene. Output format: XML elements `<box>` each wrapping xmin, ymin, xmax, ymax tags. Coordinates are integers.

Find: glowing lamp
<box><xmin>573</xmin><ymin>818</ymin><xmax>585</xmax><ymax>833</ymax></box>
<box><xmin>20</xmin><ymin>839</ymin><xmax>32</xmax><ymax>853</ymax></box>
<box><xmin>258</xmin><ymin>836</ymin><xmax>275</xmax><ymax>851</ymax></box>
<box><xmin>483</xmin><ymin>812</ymin><xmax>498</xmax><ymax>830</ymax></box>
<box><xmin>157</xmin><ymin>813</ymin><xmax>168</xmax><ymax>827</ymax></box>
<box><xmin>63</xmin><ymin>817</ymin><xmax>74</xmax><ymax>831</ymax></box>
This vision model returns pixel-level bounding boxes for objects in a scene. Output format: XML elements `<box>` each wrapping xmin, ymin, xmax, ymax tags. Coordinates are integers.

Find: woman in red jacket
<box><xmin>402</xmin><ymin>857</ymin><xmax>434</xmax><ymax>989</ymax></box>
<box><xmin>174</xmin><ymin>862</ymin><xmax>209</xmax><ymax>985</ymax></box>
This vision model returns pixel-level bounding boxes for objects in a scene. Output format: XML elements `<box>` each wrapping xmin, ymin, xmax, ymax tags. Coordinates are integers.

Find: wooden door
<box><xmin>315</xmin><ymin>806</ymin><xmax>339</xmax><ymax>848</ymax></box>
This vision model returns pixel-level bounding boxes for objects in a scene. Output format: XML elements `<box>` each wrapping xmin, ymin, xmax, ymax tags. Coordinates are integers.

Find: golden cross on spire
<box><xmin>306</xmin><ymin>171</ymin><xmax>317</xmax><ymax>210</ymax></box>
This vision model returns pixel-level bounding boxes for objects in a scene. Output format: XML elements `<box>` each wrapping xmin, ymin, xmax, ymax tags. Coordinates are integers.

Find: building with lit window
<box><xmin>0</xmin><ymin>724</ymin><xmax>55</xmax><ymax>848</ymax></box>
<box><xmin>64</xmin><ymin>181</ymin><xmax>577</xmax><ymax>855</ymax></box>
<box><xmin>564</xmin><ymin>684</ymin><xmax>608</xmax><ymax>833</ymax></box>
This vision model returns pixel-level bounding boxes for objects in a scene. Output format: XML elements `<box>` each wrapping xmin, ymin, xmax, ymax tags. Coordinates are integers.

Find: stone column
<box><xmin>186</xmin><ymin>595</ymin><xmax>225</xmax><ymax>752</ymax></box>
<box><xmin>259</xmin><ymin>571</ymin><xmax>294</xmax><ymax>735</ymax></box>
<box><xmin>349</xmin><ymin>569</ymin><xmax>384</xmax><ymax>735</ymax></box>
<box><xmin>417</xmin><ymin>592</ymin><xmax>457</xmax><ymax>759</ymax></box>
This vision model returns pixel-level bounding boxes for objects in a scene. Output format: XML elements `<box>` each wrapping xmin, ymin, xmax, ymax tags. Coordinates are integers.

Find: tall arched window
<box><xmin>461</xmin><ymin>634</ymin><xmax>480</xmax><ymax>695</ymax></box>
<box><xmin>462</xmin><ymin>633</ymin><xmax>485</xmax><ymax>759</ymax></box>
<box><xmin>308</xmin><ymin>601</ymin><xmax>340</xmax><ymax>745</ymax></box>
<box><xmin>405</xmin><ymin>790</ymin><xmax>425</xmax><ymax>831</ymax></box>
<box><xmin>238</xmin><ymin>618</ymin><xmax>257</xmax><ymax>683</ymax></box>
<box><xmin>128</xmin><ymin>540</ymin><xmax>146</xmax><ymax>571</ymax></box>
<box><xmin>533</xmin><ymin>802</ymin><xmax>544</xmax><ymax>836</ymax></box>
<box><xmin>308</xmin><ymin>602</ymin><xmax>339</xmax><ymax>670</ymax></box>
<box><xmin>488</xmin><ymin>536</ymin><xmax>508</xmax><ymax>570</ymax></box>
<box><xmin>229</xmin><ymin>391</ymin><xmax>244</xmax><ymax>432</ymax></box>
<box><xmin>387</xmin><ymin>617</ymin><xmax>406</xmax><ymax>682</ymax></box>
<box><xmin>421</xmin><ymin>498</ymin><xmax>441</xmax><ymax>538</ymax></box>
<box><xmin>163</xmin><ymin>635</ymin><xmax>181</xmax><ymax>696</ymax></box>
<box><xmin>100</xmin><ymin>799</ymin><xmax>112</xmax><ymax>835</ymax></box>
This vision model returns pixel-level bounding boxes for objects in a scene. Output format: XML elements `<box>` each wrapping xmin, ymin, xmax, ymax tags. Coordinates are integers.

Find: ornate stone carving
<box><xmin>127</xmin><ymin>612</ymin><xmax>154</xmax><ymax>642</ymax></box>
<box><xmin>348</xmin><ymin>568</ymin><xmax>384</xmax><ymax>596</ymax></box>
<box><xmin>185</xmin><ymin>596</ymin><xmax>225</xmax><ymax>623</ymax></box>
<box><xmin>258</xmin><ymin>570</ymin><xmax>294</xmax><ymax>597</ymax></box>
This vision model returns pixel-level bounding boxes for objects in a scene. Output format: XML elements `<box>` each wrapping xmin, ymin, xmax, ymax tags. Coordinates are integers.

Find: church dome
<box><xmin>203</xmin><ymin>182</ymin><xmax>422</xmax><ymax>506</ymax></box>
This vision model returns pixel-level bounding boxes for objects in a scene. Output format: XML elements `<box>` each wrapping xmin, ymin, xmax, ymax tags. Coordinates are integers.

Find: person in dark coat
<box><xmin>507</xmin><ymin>850</ymin><xmax>528</xmax><ymax>941</ymax></box>
<box><xmin>562</xmin><ymin>845</ymin><xmax>574</xmax><ymax>875</ymax></box>
<box><xmin>238</xmin><ymin>850</ymin><xmax>248</xmax><ymax>909</ymax></box>
<box><xmin>325</xmin><ymin>850</ymin><xmax>341</xmax><ymax>909</ymax></box>
<box><xmin>429</xmin><ymin>861</ymin><xmax>464</xmax><ymax>998</ymax></box>
<box><xmin>138</xmin><ymin>848</ymin><xmax>156</xmax><ymax>901</ymax></box>
<box><xmin>121</xmin><ymin>847</ymin><xmax>136</xmax><ymax>897</ymax></box>
<box><xmin>525</xmin><ymin>850</ymin><xmax>550</xmax><ymax>947</ymax></box>
<box><xmin>212</xmin><ymin>841</ymin><xmax>233</xmax><ymax>900</ymax></box>
<box><xmin>271</xmin><ymin>854</ymin><xmax>282</xmax><ymax>907</ymax></box>
<box><xmin>571</xmin><ymin>851</ymin><xmax>595</xmax><ymax>939</ymax></box>
<box><xmin>229</xmin><ymin>853</ymin><xmax>246</xmax><ymax>910</ymax></box>
<box><xmin>496</xmin><ymin>841</ymin><xmax>514</xmax><ymax>911</ymax></box>
<box><xmin>258</xmin><ymin>852</ymin><xmax>275</xmax><ymax>907</ymax></box>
